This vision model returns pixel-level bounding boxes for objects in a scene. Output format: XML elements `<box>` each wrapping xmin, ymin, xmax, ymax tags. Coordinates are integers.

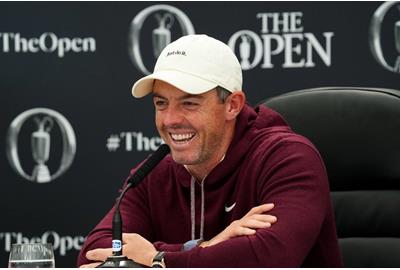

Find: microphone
<box><xmin>97</xmin><ymin>144</ymin><xmax>170</xmax><ymax>268</ymax></box>
<box><xmin>127</xmin><ymin>143</ymin><xmax>171</xmax><ymax>188</ymax></box>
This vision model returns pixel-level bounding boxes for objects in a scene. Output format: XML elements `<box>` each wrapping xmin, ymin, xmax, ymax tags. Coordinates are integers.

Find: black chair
<box><xmin>261</xmin><ymin>87</ymin><xmax>400</xmax><ymax>267</ymax></box>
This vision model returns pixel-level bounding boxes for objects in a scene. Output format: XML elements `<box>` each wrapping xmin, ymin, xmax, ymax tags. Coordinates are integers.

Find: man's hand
<box><xmin>80</xmin><ymin>233</ymin><xmax>157</xmax><ymax>268</ymax></box>
<box><xmin>80</xmin><ymin>247</ymin><xmax>111</xmax><ymax>268</ymax></box>
<box><xmin>201</xmin><ymin>203</ymin><xmax>277</xmax><ymax>248</ymax></box>
<box><xmin>80</xmin><ymin>203</ymin><xmax>277</xmax><ymax>267</ymax></box>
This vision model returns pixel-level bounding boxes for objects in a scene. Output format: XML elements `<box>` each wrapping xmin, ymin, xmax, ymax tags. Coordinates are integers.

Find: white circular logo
<box><xmin>6</xmin><ymin>108</ymin><xmax>76</xmax><ymax>183</ymax></box>
<box><xmin>369</xmin><ymin>1</ymin><xmax>400</xmax><ymax>73</ymax></box>
<box><xmin>128</xmin><ymin>4</ymin><xmax>195</xmax><ymax>75</ymax></box>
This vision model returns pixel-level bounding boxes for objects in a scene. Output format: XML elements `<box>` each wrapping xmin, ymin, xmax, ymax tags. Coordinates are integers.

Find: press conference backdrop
<box><xmin>0</xmin><ymin>1</ymin><xmax>399</xmax><ymax>267</ymax></box>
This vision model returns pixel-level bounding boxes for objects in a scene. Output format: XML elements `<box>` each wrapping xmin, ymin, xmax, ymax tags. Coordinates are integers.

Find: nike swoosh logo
<box><xmin>225</xmin><ymin>202</ymin><xmax>236</xmax><ymax>212</ymax></box>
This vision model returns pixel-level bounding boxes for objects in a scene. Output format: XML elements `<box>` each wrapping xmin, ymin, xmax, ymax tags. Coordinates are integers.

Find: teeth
<box><xmin>171</xmin><ymin>133</ymin><xmax>195</xmax><ymax>141</ymax></box>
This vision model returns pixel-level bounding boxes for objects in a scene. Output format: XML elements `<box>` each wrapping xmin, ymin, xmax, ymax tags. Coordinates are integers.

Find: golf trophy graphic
<box><xmin>152</xmin><ymin>12</ymin><xmax>175</xmax><ymax>58</ymax></box>
<box><xmin>239</xmin><ymin>34</ymin><xmax>251</xmax><ymax>69</ymax></box>
<box><xmin>31</xmin><ymin>116</ymin><xmax>54</xmax><ymax>183</ymax></box>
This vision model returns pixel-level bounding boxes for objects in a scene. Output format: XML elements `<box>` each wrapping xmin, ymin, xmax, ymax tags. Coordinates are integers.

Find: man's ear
<box><xmin>225</xmin><ymin>91</ymin><xmax>246</xmax><ymax>121</ymax></box>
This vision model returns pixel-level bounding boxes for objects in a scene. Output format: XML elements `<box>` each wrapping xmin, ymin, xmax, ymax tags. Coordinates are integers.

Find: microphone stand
<box><xmin>97</xmin><ymin>144</ymin><xmax>170</xmax><ymax>268</ymax></box>
<box><xmin>97</xmin><ymin>182</ymin><xmax>146</xmax><ymax>268</ymax></box>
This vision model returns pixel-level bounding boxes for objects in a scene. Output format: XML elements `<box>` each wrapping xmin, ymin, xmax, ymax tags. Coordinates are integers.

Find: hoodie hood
<box><xmin>173</xmin><ymin>103</ymin><xmax>291</xmax><ymax>189</ymax></box>
<box><xmin>206</xmin><ymin>104</ymin><xmax>290</xmax><ymax>186</ymax></box>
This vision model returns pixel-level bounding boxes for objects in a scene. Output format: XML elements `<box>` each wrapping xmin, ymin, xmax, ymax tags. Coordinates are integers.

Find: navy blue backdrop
<box><xmin>0</xmin><ymin>2</ymin><xmax>399</xmax><ymax>267</ymax></box>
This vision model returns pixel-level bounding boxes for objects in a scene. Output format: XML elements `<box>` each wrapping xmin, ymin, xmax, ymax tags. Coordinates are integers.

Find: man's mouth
<box><xmin>170</xmin><ymin>132</ymin><xmax>196</xmax><ymax>144</ymax></box>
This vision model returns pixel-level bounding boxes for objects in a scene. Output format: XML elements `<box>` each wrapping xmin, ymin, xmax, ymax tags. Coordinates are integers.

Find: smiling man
<box><xmin>152</xmin><ymin>81</ymin><xmax>239</xmax><ymax>181</ymax></box>
<box><xmin>78</xmin><ymin>34</ymin><xmax>342</xmax><ymax>267</ymax></box>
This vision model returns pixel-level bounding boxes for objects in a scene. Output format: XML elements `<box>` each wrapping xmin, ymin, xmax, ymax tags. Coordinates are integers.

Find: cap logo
<box><xmin>166</xmin><ymin>50</ymin><xmax>186</xmax><ymax>56</ymax></box>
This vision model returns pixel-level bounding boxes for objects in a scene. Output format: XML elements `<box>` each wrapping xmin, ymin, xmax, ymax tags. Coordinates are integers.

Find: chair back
<box><xmin>261</xmin><ymin>87</ymin><xmax>400</xmax><ymax>267</ymax></box>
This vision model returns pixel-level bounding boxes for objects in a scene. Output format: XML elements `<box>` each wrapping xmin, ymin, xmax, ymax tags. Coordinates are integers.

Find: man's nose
<box><xmin>162</xmin><ymin>106</ymin><xmax>185</xmax><ymax>126</ymax></box>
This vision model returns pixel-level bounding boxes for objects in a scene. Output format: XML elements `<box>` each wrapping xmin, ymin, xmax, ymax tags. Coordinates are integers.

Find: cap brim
<box><xmin>131</xmin><ymin>70</ymin><xmax>218</xmax><ymax>98</ymax></box>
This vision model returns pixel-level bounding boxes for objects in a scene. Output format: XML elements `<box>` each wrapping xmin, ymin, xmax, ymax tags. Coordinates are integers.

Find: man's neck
<box><xmin>185</xmin><ymin>153</ymin><xmax>226</xmax><ymax>182</ymax></box>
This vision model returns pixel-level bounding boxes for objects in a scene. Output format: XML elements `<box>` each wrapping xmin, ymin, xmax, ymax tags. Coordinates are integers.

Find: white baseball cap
<box><xmin>131</xmin><ymin>34</ymin><xmax>243</xmax><ymax>98</ymax></box>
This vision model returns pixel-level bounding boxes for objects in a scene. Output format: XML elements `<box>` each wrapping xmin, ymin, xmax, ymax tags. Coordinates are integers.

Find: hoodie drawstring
<box><xmin>190</xmin><ymin>176</ymin><xmax>205</xmax><ymax>240</ymax></box>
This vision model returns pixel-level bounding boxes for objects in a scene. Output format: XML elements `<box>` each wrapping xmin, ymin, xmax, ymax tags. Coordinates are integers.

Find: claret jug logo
<box><xmin>6</xmin><ymin>108</ymin><xmax>76</xmax><ymax>183</ymax></box>
<box><xmin>128</xmin><ymin>4</ymin><xmax>195</xmax><ymax>75</ymax></box>
<box><xmin>370</xmin><ymin>2</ymin><xmax>400</xmax><ymax>73</ymax></box>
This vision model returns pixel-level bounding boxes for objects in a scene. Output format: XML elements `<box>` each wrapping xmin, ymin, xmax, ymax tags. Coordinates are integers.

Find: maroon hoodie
<box><xmin>77</xmin><ymin>104</ymin><xmax>343</xmax><ymax>267</ymax></box>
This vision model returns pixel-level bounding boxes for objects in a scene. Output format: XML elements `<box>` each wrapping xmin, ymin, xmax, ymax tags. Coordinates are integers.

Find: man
<box><xmin>78</xmin><ymin>34</ymin><xmax>342</xmax><ymax>267</ymax></box>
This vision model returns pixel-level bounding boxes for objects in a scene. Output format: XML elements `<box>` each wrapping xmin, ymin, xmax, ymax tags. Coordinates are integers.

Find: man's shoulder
<box><xmin>248</xmin><ymin>125</ymin><xmax>322</xmax><ymax>162</ymax></box>
<box><xmin>254</xmin><ymin>124</ymin><xmax>315</xmax><ymax>147</ymax></box>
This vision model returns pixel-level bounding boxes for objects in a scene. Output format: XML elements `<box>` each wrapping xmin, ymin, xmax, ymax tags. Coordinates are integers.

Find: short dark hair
<box><xmin>216</xmin><ymin>86</ymin><xmax>231</xmax><ymax>103</ymax></box>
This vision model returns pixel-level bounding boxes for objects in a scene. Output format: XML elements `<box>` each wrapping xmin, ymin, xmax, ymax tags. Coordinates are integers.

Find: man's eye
<box><xmin>183</xmin><ymin>101</ymin><xmax>199</xmax><ymax>107</ymax></box>
<box><xmin>154</xmin><ymin>100</ymin><xmax>167</xmax><ymax>109</ymax></box>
